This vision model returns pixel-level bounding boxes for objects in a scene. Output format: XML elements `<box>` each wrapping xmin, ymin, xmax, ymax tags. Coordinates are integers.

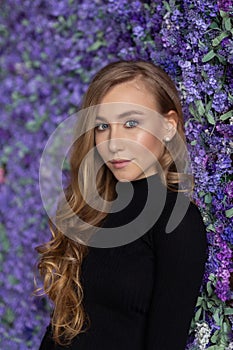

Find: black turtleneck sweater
<box><xmin>39</xmin><ymin>173</ymin><xmax>208</xmax><ymax>350</ymax></box>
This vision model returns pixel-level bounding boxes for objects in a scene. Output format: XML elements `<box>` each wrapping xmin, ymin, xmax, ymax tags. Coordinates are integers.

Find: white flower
<box><xmin>194</xmin><ymin>322</ymin><xmax>211</xmax><ymax>350</ymax></box>
<box><xmin>226</xmin><ymin>342</ymin><xmax>233</xmax><ymax>350</ymax></box>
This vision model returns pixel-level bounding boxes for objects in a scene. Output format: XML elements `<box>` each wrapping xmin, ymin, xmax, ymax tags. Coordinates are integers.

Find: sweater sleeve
<box><xmin>144</xmin><ymin>201</ymin><xmax>208</xmax><ymax>350</ymax></box>
<box><xmin>39</xmin><ymin>324</ymin><xmax>57</xmax><ymax>350</ymax></box>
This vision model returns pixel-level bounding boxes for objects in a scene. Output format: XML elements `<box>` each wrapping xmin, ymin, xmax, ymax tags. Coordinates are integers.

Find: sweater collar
<box><xmin>116</xmin><ymin>172</ymin><xmax>161</xmax><ymax>193</ymax></box>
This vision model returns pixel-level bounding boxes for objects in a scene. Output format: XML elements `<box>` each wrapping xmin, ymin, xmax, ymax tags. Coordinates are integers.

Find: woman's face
<box><xmin>94</xmin><ymin>79</ymin><xmax>175</xmax><ymax>182</ymax></box>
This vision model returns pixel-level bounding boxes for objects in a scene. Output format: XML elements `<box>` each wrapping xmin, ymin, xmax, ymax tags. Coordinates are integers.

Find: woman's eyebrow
<box><xmin>95</xmin><ymin>110</ymin><xmax>145</xmax><ymax>122</ymax></box>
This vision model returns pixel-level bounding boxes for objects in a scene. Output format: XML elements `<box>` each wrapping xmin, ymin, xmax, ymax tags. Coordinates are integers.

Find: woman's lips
<box><xmin>110</xmin><ymin>160</ymin><xmax>132</xmax><ymax>169</ymax></box>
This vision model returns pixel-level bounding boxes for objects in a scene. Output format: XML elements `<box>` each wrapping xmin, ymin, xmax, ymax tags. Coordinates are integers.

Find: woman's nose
<box><xmin>108</xmin><ymin>124</ymin><xmax>125</xmax><ymax>153</ymax></box>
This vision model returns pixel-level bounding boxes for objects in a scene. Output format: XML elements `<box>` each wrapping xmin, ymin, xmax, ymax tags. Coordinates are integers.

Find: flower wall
<box><xmin>0</xmin><ymin>0</ymin><xmax>232</xmax><ymax>349</ymax></box>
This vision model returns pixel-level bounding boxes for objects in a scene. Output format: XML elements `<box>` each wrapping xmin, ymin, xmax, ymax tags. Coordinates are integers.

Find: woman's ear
<box><xmin>163</xmin><ymin>110</ymin><xmax>179</xmax><ymax>141</ymax></box>
<box><xmin>164</xmin><ymin>110</ymin><xmax>179</xmax><ymax>130</ymax></box>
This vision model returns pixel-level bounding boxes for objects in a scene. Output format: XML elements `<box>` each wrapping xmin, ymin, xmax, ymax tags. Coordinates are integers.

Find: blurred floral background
<box><xmin>0</xmin><ymin>0</ymin><xmax>233</xmax><ymax>349</ymax></box>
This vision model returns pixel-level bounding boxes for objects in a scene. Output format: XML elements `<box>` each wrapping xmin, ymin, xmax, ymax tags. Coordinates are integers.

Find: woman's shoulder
<box><xmin>146</xmin><ymin>189</ymin><xmax>208</xmax><ymax>249</ymax></box>
<box><xmin>164</xmin><ymin>190</ymin><xmax>206</xmax><ymax>233</ymax></box>
<box><xmin>164</xmin><ymin>188</ymin><xmax>203</xmax><ymax>217</ymax></box>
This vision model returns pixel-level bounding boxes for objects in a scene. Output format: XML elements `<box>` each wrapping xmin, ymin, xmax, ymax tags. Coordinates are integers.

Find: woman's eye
<box><xmin>94</xmin><ymin>123</ymin><xmax>108</xmax><ymax>131</ymax></box>
<box><xmin>125</xmin><ymin>120</ymin><xmax>139</xmax><ymax>128</ymax></box>
<box><xmin>94</xmin><ymin>120</ymin><xmax>139</xmax><ymax>132</ymax></box>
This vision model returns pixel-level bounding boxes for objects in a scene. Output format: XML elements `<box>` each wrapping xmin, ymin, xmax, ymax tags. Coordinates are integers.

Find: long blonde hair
<box><xmin>35</xmin><ymin>60</ymin><xmax>194</xmax><ymax>345</ymax></box>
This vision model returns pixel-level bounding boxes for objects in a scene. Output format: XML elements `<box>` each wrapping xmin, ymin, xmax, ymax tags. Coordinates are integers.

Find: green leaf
<box><xmin>191</xmin><ymin>140</ymin><xmax>197</xmax><ymax>146</ymax></box>
<box><xmin>208</xmin><ymin>273</ymin><xmax>216</xmax><ymax>282</ymax></box>
<box><xmin>62</xmin><ymin>158</ymin><xmax>70</xmax><ymax>171</ymax></box>
<box><xmin>219</xmin><ymin>314</ymin><xmax>224</xmax><ymax>324</ymax></box>
<box><xmin>206</xmin><ymin>98</ymin><xmax>213</xmax><ymax>113</ymax></box>
<box><xmin>213</xmin><ymin>309</ymin><xmax>220</xmax><ymax>323</ymax></box>
<box><xmin>216</xmin><ymin>53</ymin><xmax>227</xmax><ymax>64</ymax></box>
<box><xmin>223</xmin><ymin>17</ymin><xmax>232</xmax><ymax>31</ymax></box>
<box><xmin>40</xmin><ymin>52</ymin><xmax>47</xmax><ymax>60</ymax></box>
<box><xmin>25</xmin><ymin>112</ymin><xmax>48</xmax><ymax>133</ymax></box>
<box><xmin>2</xmin><ymin>145</ymin><xmax>13</xmax><ymax>163</ymax></box>
<box><xmin>211</xmin><ymin>329</ymin><xmax>219</xmax><ymax>343</ymax></box>
<box><xmin>229</xmin><ymin>93</ymin><xmax>233</xmax><ymax>103</ymax></box>
<box><xmin>87</xmin><ymin>40</ymin><xmax>106</xmax><ymax>52</ymax></box>
<box><xmin>3</xmin><ymin>308</ymin><xmax>15</xmax><ymax>325</ymax></box>
<box><xmin>22</xmin><ymin>19</ymin><xmax>29</xmax><ymax>26</ymax></box>
<box><xmin>223</xmin><ymin>321</ymin><xmax>228</xmax><ymax>333</ymax></box>
<box><xmin>198</xmin><ymin>190</ymin><xmax>205</xmax><ymax>197</ymax></box>
<box><xmin>198</xmin><ymin>39</ymin><xmax>206</xmax><ymax>49</ymax></box>
<box><xmin>220</xmin><ymin>10</ymin><xmax>228</xmax><ymax>18</ymax></box>
<box><xmin>163</xmin><ymin>1</ymin><xmax>171</xmax><ymax>12</ymax></box>
<box><xmin>29</xmin><ymin>94</ymin><xmax>38</xmax><ymax>102</ymax></box>
<box><xmin>212</xmin><ymin>32</ymin><xmax>229</xmax><ymax>46</ymax></box>
<box><xmin>0</xmin><ymin>252</ymin><xmax>4</xmax><ymax>265</ymax></box>
<box><xmin>194</xmin><ymin>307</ymin><xmax>202</xmax><ymax>321</ymax></box>
<box><xmin>225</xmin><ymin>207</ymin><xmax>233</xmax><ymax>218</ymax></box>
<box><xmin>195</xmin><ymin>100</ymin><xmax>205</xmax><ymax>116</ymax></box>
<box><xmin>196</xmin><ymin>296</ymin><xmax>203</xmax><ymax>307</ymax></box>
<box><xmin>207</xmin><ymin>223</ymin><xmax>216</xmax><ymax>232</ymax></box>
<box><xmin>189</xmin><ymin>104</ymin><xmax>196</xmax><ymax>117</ymax></box>
<box><xmin>220</xmin><ymin>110</ymin><xmax>233</xmax><ymax>121</ymax></box>
<box><xmin>12</xmin><ymin>91</ymin><xmax>23</xmax><ymax>102</ymax></box>
<box><xmin>144</xmin><ymin>3</ymin><xmax>151</xmax><ymax>11</ymax></box>
<box><xmin>206</xmin><ymin>112</ymin><xmax>216</xmax><ymax>125</ymax></box>
<box><xmin>25</xmin><ymin>120</ymin><xmax>40</xmax><ymax>132</ymax></box>
<box><xmin>219</xmin><ymin>336</ymin><xmax>228</xmax><ymax>347</ymax></box>
<box><xmin>202</xmin><ymin>49</ymin><xmax>216</xmax><ymax>62</ymax></box>
<box><xmin>204</xmin><ymin>193</ymin><xmax>212</xmax><ymax>204</ymax></box>
<box><xmin>0</xmin><ymin>223</ymin><xmax>10</xmax><ymax>252</ymax></box>
<box><xmin>207</xmin><ymin>281</ymin><xmax>213</xmax><ymax>296</ymax></box>
<box><xmin>66</xmin><ymin>14</ymin><xmax>77</xmax><ymax>28</ymax></box>
<box><xmin>8</xmin><ymin>275</ymin><xmax>19</xmax><ymax>286</ymax></box>
<box><xmin>224</xmin><ymin>307</ymin><xmax>233</xmax><ymax>315</ymax></box>
<box><xmin>209</xmin><ymin>21</ymin><xmax>220</xmax><ymax>30</ymax></box>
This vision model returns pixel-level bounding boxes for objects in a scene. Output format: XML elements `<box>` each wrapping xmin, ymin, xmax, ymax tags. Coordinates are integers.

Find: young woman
<box><xmin>37</xmin><ymin>60</ymin><xmax>208</xmax><ymax>350</ymax></box>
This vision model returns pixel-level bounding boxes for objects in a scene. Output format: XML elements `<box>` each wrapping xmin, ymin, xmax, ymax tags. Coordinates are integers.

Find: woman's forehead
<box><xmin>96</xmin><ymin>102</ymin><xmax>160</xmax><ymax>121</ymax></box>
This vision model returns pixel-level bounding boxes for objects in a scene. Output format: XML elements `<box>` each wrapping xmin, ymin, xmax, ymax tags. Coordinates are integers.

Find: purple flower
<box><xmin>225</xmin><ymin>182</ymin><xmax>233</xmax><ymax>198</ymax></box>
<box><xmin>218</xmin><ymin>0</ymin><xmax>233</xmax><ymax>12</ymax></box>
